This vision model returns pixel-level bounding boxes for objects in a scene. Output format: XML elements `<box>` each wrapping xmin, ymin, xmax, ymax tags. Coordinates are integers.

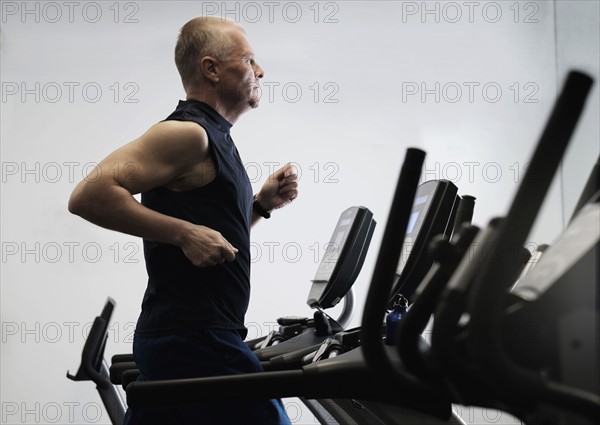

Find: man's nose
<box><xmin>254</xmin><ymin>62</ymin><xmax>264</xmax><ymax>79</ymax></box>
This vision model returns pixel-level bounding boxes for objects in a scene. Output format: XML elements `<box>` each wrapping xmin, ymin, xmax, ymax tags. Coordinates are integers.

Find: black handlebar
<box><xmin>466</xmin><ymin>70</ymin><xmax>597</xmax><ymax>417</ymax></box>
<box><xmin>360</xmin><ymin>147</ymin><xmax>425</xmax><ymax>380</ymax></box>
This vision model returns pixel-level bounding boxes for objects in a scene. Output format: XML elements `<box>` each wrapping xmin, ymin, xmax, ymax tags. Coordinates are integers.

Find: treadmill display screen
<box><xmin>306</xmin><ymin>205</ymin><xmax>376</xmax><ymax>310</ymax></box>
<box><xmin>396</xmin><ymin>192</ymin><xmax>431</xmax><ymax>276</ymax></box>
<box><xmin>406</xmin><ymin>195</ymin><xmax>429</xmax><ymax>234</ymax></box>
<box><xmin>414</xmin><ymin>194</ymin><xmax>429</xmax><ymax>207</ymax></box>
<box><xmin>313</xmin><ymin>212</ymin><xmax>354</xmax><ymax>282</ymax></box>
<box><xmin>406</xmin><ymin>212</ymin><xmax>419</xmax><ymax>235</ymax></box>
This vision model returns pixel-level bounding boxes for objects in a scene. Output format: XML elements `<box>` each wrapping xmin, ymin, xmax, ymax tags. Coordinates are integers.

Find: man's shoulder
<box><xmin>140</xmin><ymin>120</ymin><xmax>209</xmax><ymax>159</ymax></box>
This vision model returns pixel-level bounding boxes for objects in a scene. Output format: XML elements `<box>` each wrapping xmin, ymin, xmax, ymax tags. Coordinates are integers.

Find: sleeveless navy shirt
<box><xmin>135</xmin><ymin>100</ymin><xmax>253</xmax><ymax>337</ymax></box>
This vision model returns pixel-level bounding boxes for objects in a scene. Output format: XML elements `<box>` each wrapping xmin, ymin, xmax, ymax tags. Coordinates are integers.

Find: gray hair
<box><xmin>174</xmin><ymin>17</ymin><xmax>244</xmax><ymax>91</ymax></box>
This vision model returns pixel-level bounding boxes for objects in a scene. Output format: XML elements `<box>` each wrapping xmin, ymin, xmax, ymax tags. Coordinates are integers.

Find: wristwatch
<box><xmin>253</xmin><ymin>195</ymin><xmax>271</xmax><ymax>219</ymax></box>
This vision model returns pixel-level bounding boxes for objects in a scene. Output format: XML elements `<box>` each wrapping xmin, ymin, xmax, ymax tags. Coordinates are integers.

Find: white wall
<box><xmin>556</xmin><ymin>1</ymin><xmax>600</xmax><ymax>223</ymax></box>
<box><xmin>1</xmin><ymin>1</ymin><xmax>598</xmax><ymax>424</ymax></box>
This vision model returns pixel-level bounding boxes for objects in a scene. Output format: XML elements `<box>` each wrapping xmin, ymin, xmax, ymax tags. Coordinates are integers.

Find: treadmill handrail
<box><xmin>360</xmin><ymin>147</ymin><xmax>425</xmax><ymax>381</ymax></box>
<box><xmin>466</xmin><ymin>70</ymin><xmax>593</xmax><ymax>385</ymax></box>
<box><xmin>397</xmin><ymin>225</ymin><xmax>480</xmax><ymax>379</ymax></box>
<box><xmin>126</xmin><ymin>346</ymin><xmax>450</xmax><ymax>415</ymax></box>
<box><xmin>463</xmin><ymin>71</ymin><xmax>598</xmax><ymax>418</ymax></box>
<box><xmin>335</xmin><ymin>287</ymin><xmax>354</xmax><ymax>329</ymax></box>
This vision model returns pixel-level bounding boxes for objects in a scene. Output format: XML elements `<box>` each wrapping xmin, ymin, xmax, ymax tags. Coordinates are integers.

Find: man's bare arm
<box><xmin>251</xmin><ymin>163</ymin><xmax>299</xmax><ymax>226</ymax></box>
<box><xmin>68</xmin><ymin>120</ymin><xmax>237</xmax><ymax>267</ymax></box>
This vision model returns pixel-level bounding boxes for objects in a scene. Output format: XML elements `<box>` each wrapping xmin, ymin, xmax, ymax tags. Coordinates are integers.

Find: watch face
<box><xmin>253</xmin><ymin>199</ymin><xmax>270</xmax><ymax>218</ymax></box>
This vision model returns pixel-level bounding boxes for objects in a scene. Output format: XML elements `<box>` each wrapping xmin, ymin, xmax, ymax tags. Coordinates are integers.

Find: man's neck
<box><xmin>185</xmin><ymin>90</ymin><xmax>247</xmax><ymax>125</ymax></box>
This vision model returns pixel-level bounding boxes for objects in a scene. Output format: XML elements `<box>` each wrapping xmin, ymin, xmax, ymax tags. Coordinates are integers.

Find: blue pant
<box><xmin>123</xmin><ymin>329</ymin><xmax>292</xmax><ymax>425</ymax></box>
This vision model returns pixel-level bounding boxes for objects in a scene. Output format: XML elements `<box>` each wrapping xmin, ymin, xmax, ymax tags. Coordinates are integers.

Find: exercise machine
<box><xmin>68</xmin><ymin>204</ymin><xmax>376</xmax><ymax>423</ymax></box>
<box><xmin>66</xmin><ymin>298</ymin><xmax>126</xmax><ymax>425</ymax></box>
<box><xmin>125</xmin><ymin>70</ymin><xmax>598</xmax><ymax>425</ymax></box>
<box><xmin>258</xmin><ymin>178</ymin><xmax>467</xmax><ymax>370</ymax></box>
<box><xmin>126</xmin><ymin>148</ymin><xmax>465</xmax><ymax>424</ymax></box>
<box><xmin>249</xmin><ymin>205</ymin><xmax>376</xmax><ymax>356</ymax></box>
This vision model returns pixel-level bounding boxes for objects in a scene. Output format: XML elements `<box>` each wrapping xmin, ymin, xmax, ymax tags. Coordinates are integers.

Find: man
<box><xmin>68</xmin><ymin>16</ymin><xmax>296</xmax><ymax>424</ymax></box>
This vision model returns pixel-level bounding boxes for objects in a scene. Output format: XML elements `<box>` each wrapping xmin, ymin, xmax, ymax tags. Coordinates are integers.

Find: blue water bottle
<box><xmin>385</xmin><ymin>294</ymin><xmax>408</xmax><ymax>345</ymax></box>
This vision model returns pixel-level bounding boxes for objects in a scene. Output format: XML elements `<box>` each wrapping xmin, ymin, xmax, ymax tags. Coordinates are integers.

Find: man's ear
<box><xmin>200</xmin><ymin>56</ymin><xmax>219</xmax><ymax>82</ymax></box>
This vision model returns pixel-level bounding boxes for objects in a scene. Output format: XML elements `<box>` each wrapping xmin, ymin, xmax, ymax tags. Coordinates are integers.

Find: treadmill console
<box><xmin>390</xmin><ymin>179</ymin><xmax>460</xmax><ymax>301</ymax></box>
<box><xmin>306</xmin><ymin>206</ymin><xmax>376</xmax><ymax>309</ymax></box>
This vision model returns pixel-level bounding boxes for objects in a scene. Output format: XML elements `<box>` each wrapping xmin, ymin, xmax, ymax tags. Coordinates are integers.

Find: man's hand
<box><xmin>255</xmin><ymin>163</ymin><xmax>299</xmax><ymax>212</ymax></box>
<box><xmin>180</xmin><ymin>224</ymin><xmax>238</xmax><ymax>267</ymax></box>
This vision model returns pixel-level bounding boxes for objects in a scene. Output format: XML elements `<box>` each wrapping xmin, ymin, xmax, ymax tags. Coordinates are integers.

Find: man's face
<box><xmin>217</xmin><ymin>28</ymin><xmax>264</xmax><ymax>111</ymax></box>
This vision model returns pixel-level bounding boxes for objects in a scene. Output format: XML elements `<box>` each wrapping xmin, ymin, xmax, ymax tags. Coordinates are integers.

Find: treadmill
<box><xmin>125</xmin><ymin>147</ymin><xmax>464</xmax><ymax>424</ymax></box>
<box><xmin>256</xmin><ymin>179</ymin><xmax>462</xmax><ymax>370</ymax></box>
<box><xmin>68</xmin><ymin>205</ymin><xmax>375</xmax><ymax>424</ymax></box>
<box><xmin>66</xmin><ymin>298</ymin><xmax>126</xmax><ymax>425</ymax></box>
<box><xmin>248</xmin><ymin>205</ymin><xmax>376</xmax><ymax>359</ymax></box>
<box><xmin>108</xmin><ymin>205</ymin><xmax>376</xmax><ymax>386</ymax></box>
<box><xmin>260</xmin><ymin>178</ymin><xmax>466</xmax><ymax>371</ymax></box>
<box><xmin>125</xmin><ymin>70</ymin><xmax>597</xmax><ymax>425</ymax></box>
<box><xmin>427</xmin><ymin>71</ymin><xmax>598</xmax><ymax>424</ymax></box>
<box><xmin>413</xmin><ymin>70</ymin><xmax>598</xmax><ymax>424</ymax></box>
